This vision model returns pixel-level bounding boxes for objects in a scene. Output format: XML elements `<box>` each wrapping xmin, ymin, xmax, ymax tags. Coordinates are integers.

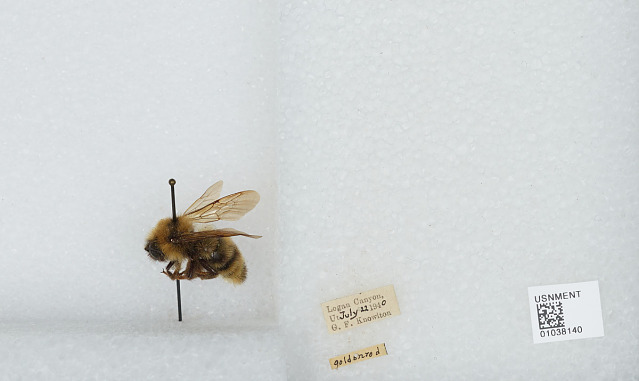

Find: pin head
<box><xmin>169</xmin><ymin>179</ymin><xmax>176</xmax><ymax>186</ymax></box>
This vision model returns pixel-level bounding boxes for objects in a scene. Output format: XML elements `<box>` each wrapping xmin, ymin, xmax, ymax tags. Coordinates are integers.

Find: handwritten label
<box><xmin>329</xmin><ymin>343</ymin><xmax>388</xmax><ymax>369</ymax></box>
<box><xmin>528</xmin><ymin>280</ymin><xmax>604</xmax><ymax>344</ymax></box>
<box><xmin>321</xmin><ymin>285</ymin><xmax>400</xmax><ymax>334</ymax></box>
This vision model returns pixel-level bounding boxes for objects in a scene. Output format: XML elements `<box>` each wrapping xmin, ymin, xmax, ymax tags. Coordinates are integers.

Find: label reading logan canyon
<box><xmin>321</xmin><ymin>285</ymin><xmax>400</xmax><ymax>334</ymax></box>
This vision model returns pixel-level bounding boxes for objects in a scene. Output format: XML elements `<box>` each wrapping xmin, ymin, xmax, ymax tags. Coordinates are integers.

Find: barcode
<box><xmin>536</xmin><ymin>301</ymin><xmax>565</xmax><ymax>330</ymax></box>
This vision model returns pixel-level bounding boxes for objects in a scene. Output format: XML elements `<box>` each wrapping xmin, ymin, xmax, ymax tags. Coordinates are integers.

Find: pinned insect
<box><xmin>145</xmin><ymin>180</ymin><xmax>260</xmax><ymax>284</ymax></box>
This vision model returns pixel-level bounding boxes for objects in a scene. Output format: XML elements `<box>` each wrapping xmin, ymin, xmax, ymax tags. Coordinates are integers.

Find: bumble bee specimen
<box><xmin>145</xmin><ymin>180</ymin><xmax>260</xmax><ymax>284</ymax></box>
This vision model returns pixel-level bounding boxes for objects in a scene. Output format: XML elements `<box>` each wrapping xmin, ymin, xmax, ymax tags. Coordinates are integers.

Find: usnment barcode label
<box><xmin>528</xmin><ymin>280</ymin><xmax>604</xmax><ymax>344</ymax></box>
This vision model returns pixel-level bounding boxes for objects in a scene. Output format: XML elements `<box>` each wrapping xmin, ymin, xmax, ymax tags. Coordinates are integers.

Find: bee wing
<box><xmin>184</xmin><ymin>190</ymin><xmax>260</xmax><ymax>223</ymax></box>
<box><xmin>177</xmin><ymin>228</ymin><xmax>262</xmax><ymax>243</ymax></box>
<box><xmin>183</xmin><ymin>181</ymin><xmax>224</xmax><ymax>216</ymax></box>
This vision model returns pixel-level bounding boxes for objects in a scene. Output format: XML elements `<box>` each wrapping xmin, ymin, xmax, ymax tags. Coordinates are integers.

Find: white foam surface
<box><xmin>1</xmin><ymin>1</ymin><xmax>638</xmax><ymax>379</ymax></box>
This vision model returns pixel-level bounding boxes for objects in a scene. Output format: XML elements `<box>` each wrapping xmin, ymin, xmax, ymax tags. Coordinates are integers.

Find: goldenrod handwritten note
<box><xmin>329</xmin><ymin>343</ymin><xmax>388</xmax><ymax>369</ymax></box>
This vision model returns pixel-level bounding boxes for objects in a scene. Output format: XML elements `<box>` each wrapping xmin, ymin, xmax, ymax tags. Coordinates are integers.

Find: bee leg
<box><xmin>173</xmin><ymin>261</ymin><xmax>192</xmax><ymax>280</ymax></box>
<box><xmin>197</xmin><ymin>270</ymin><xmax>218</xmax><ymax>280</ymax></box>
<box><xmin>184</xmin><ymin>259</ymin><xmax>197</xmax><ymax>280</ymax></box>
<box><xmin>162</xmin><ymin>261</ymin><xmax>177</xmax><ymax>279</ymax></box>
<box><xmin>197</xmin><ymin>261</ymin><xmax>219</xmax><ymax>280</ymax></box>
<box><xmin>200</xmin><ymin>261</ymin><xmax>218</xmax><ymax>275</ymax></box>
<box><xmin>191</xmin><ymin>260</ymin><xmax>208</xmax><ymax>279</ymax></box>
<box><xmin>162</xmin><ymin>261</ymin><xmax>187</xmax><ymax>280</ymax></box>
<box><xmin>191</xmin><ymin>259</ymin><xmax>212</xmax><ymax>280</ymax></box>
<box><xmin>174</xmin><ymin>261</ymin><xmax>182</xmax><ymax>275</ymax></box>
<box><xmin>162</xmin><ymin>270</ymin><xmax>177</xmax><ymax>280</ymax></box>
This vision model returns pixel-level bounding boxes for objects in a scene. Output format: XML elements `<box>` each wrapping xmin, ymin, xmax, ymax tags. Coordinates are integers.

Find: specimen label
<box><xmin>329</xmin><ymin>343</ymin><xmax>388</xmax><ymax>370</ymax></box>
<box><xmin>528</xmin><ymin>280</ymin><xmax>604</xmax><ymax>344</ymax></box>
<box><xmin>321</xmin><ymin>285</ymin><xmax>400</xmax><ymax>334</ymax></box>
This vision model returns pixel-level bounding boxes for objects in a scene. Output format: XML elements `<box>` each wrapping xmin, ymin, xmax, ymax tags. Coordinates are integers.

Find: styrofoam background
<box><xmin>1</xmin><ymin>1</ymin><xmax>638</xmax><ymax>379</ymax></box>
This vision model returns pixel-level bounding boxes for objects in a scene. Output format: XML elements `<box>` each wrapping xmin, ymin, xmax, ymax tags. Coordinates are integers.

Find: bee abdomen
<box><xmin>222</xmin><ymin>258</ymin><xmax>247</xmax><ymax>285</ymax></box>
<box><xmin>211</xmin><ymin>238</ymin><xmax>247</xmax><ymax>285</ymax></box>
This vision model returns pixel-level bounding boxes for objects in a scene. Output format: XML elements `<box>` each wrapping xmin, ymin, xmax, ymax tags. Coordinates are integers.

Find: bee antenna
<box><xmin>168</xmin><ymin>178</ymin><xmax>182</xmax><ymax>322</ymax></box>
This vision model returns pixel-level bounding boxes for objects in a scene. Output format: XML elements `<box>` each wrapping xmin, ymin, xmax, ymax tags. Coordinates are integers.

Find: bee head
<box><xmin>144</xmin><ymin>240</ymin><xmax>166</xmax><ymax>261</ymax></box>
